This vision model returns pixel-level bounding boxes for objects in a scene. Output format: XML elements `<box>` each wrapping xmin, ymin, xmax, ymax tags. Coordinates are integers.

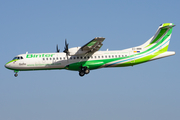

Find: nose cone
<box><xmin>5</xmin><ymin>61</ymin><xmax>13</xmax><ymax>69</ymax></box>
<box><xmin>5</xmin><ymin>63</ymin><xmax>10</xmax><ymax>69</ymax></box>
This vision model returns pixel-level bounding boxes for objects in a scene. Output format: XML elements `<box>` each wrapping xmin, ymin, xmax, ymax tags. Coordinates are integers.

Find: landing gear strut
<box><xmin>79</xmin><ymin>66</ymin><xmax>90</xmax><ymax>77</ymax></box>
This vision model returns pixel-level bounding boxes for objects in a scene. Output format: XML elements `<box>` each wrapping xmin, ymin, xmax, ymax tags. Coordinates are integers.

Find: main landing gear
<box><xmin>14</xmin><ymin>71</ymin><xmax>18</xmax><ymax>77</ymax></box>
<box><xmin>79</xmin><ymin>66</ymin><xmax>90</xmax><ymax>77</ymax></box>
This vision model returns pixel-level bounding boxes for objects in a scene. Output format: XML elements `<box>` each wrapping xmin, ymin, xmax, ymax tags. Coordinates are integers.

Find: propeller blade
<box><xmin>56</xmin><ymin>44</ymin><xmax>60</xmax><ymax>52</ymax></box>
<box><xmin>63</xmin><ymin>39</ymin><xmax>69</xmax><ymax>55</ymax></box>
<box><xmin>65</xmin><ymin>39</ymin><xmax>68</xmax><ymax>46</ymax></box>
<box><xmin>65</xmin><ymin>39</ymin><xmax>69</xmax><ymax>50</ymax></box>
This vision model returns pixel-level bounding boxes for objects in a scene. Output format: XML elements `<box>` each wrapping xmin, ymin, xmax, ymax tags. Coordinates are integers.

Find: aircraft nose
<box><xmin>5</xmin><ymin>62</ymin><xmax>11</xmax><ymax>69</ymax></box>
<box><xmin>5</xmin><ymin>63</ymin><xmax>9</xmax><ymax>68</ymax></box>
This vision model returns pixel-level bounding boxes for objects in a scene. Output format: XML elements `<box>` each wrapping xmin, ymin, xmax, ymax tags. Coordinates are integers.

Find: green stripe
<box><xmin>163</xmin><ymin>23</ymin><xmax>171</xmax><ymax>27</ymax></box>
<box><xmin>151</xmin><ymin>28</ymin><xmax>168</xmax><ymax>44</ymax></box>
<box><xmin>133</xmin><ymin>45</ymin><xmax>169</xmax><ymax>65</ymax></box>
<box><xmin>146</xmin><ymin>28</ymin><xmax>169</xmax><ymax>48</ymax></box>
<box><xmin>142</xmin><ymin>27</ymin><xmax>172</xmax><ymax>55</ymax></box>
<box><xmin>110</xmin><ymin>44</ymin><xmax>169</xmax><ymax>67</ymax></box>
<box><xmin>5</xmin><ymin>59</ymin><xmax>19</xmax><ymax>65</ymax></box>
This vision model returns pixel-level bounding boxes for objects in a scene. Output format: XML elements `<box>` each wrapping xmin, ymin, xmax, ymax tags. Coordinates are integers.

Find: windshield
<box><xmin>12</xmin><ymin>56</ymin><xmax>23</xmax><ymax>60</ymax></box>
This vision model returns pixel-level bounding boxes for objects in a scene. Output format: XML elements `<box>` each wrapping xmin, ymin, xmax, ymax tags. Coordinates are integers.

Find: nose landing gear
<box><xmin>14</xmin><ymin>71</ymin><xmax>19</xmax><ymax>77</ymax></box>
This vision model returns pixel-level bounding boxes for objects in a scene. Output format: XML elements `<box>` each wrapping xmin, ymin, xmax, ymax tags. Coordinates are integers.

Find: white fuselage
<box><xmin>7</xmin><ymin>49</ymin><xmax>132</xmax><ymax>70</ymax></box>
<box><xmin>6</xmin><ymin>47</ymin><xmax>175</xmax><ymax>71</ymax></box>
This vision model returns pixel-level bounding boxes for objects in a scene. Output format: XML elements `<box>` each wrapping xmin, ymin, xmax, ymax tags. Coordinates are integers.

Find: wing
<box><xmin>81</xmin><ymin>37</ymin><xmax>105</xmax><ymax>53</ymax></box>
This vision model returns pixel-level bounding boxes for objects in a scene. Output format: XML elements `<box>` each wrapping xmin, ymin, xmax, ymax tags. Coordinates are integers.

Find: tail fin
<box><xmin>140</xmin><ymin>23</ymin><xmax>175</xmax><ymax>51</ymax></box>
<box><xmin>130</xmin><ymin>23</ymin><xmax>175</xmax><ymax>64</ymax></box>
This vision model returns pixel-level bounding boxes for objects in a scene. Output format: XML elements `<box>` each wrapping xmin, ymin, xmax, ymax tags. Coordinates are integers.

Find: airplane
<box><xmin>5</xmin><ymin>23</ymin><xmax>175</xmax><ymax>77</ymax></box>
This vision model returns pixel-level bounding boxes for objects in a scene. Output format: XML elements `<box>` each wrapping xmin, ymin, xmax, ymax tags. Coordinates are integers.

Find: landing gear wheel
<box><xmin>14</xmin><ymin>73</ymin><xmax>18</xmax><ymax>77</ymax></box>
<box><xmin>84</xmin><ymin>69</ymin><xmax>90</xmax><ymax>74</ymax></box>
<box><xmin>79</xmin><ymin>71</ymin><xmax>85</xmax><ymax>77</ymax></box>
<box><xmin>79</xmin><ymin>65</ymin><xmax>90</xmax><ymax>76</ymax></box>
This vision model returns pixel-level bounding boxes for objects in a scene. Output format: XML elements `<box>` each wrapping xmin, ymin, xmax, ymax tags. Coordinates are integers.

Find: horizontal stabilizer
<box><xmin>150</xmin><ymin>51</ymin><xmax>175</xmax><ymax>61</ymax></box>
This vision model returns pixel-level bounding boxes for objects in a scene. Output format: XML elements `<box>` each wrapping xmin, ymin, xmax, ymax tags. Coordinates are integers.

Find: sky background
<box><xmin>1</xmin><ymin>0</ymin><xmax>180</xmax><ymax>120</ymax></box>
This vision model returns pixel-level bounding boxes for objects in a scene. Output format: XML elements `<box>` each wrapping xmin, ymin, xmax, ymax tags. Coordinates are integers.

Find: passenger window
<box><xmin>50</xmin><ymin>58</ymin><xmax>52</xmax><ymax>60</ymax></box>
<box><xmin>115</xmin><ymin>55</ymin><xmax>117</xmax><ymax>58</ymax></box>
<box><xmin>122</xmin><ymin>55</ymin><xmax>124</xmax><ymax>57</ymax></box>
<box><xmin>94</xmin><ymin>56</ymin><xmax>96</xmax><ymax>58</ymax></box>
<box><xmin>84</xmin><ymin>56</ymin><xmax>86</xmax><ymax>59</ymax></box>
<box><xmin>105</xmin><ymin>56</ymin><xmax>107</xmax><ymax>58</ymax></box>
<box><xmin>98</xmin><ymin>56</ymin><xmax>100</xmax><ymax>58</ymax></box>
<box><xmin>119</xmin><ymin>55</ymin><xmax>121</xmax><ymax>57</ymax></box>
<box><xmin>91</xmin><ymin>56</ymin><xmax>93</xmax><ymax>59</ymax></box>
<box><xmin>102</xmin><ymin>56</ymin><xmax>104</xmax><ymax>58</ymax></box>
<box><xmin>109</xmin><ymin>55</ymin><xmax>111</xmax><ymax>58</ymax></box>
<box><xmin>63</xmin><ymin>57</ymin><xmax>65</xmax><ymax>60</ymax></box>
<box><xmin>112</xmin><ymin>55</ymin><xmax>114</xmax><ymax>58</ymax></box>
<box><xmin>77</xmin><ymin>57</ymin><xmax>79</xmax><ymax>59</ymax></box>
<box><xmin>46</xmin><ymin>58</ymin><xmax>48</xmax><ymax>60</ymax></box>
<box><xmin>53</xmin><ymin>58</ymin><xmax>55</xmax><ymax>60</ymax></box>
<box><xmin>80</xmin><ymin>56</ymin><xmax>83</xmax><ymax>59</ymax></box>
<box><xmin>60</xmin><ymin>57</ymin><xmax>62</xmax><ymax>60</ymax></box>
<box><xmin>88</xmin><ymin>56</ymin><xmax>90</xmax><ymax>59</ymax></box>
<box><xmin>125</xmin><ymin>55</ymin><xmax>127</xmax><ymax>57</ymax></box>
<box><xmin>56</xmin><ymin>57</ymin><xmax>58</xmax><ymax>60</ymax></box>
<box><xmin>74</xmin><ymin>57</ymin><xmax>76</xmax><ymax>59</ymax></box>
<box><xmin>43</xmin><ymin>58</ymin><xmax>45</xmax><ymax>60</ymax></box>
<box><xmin>21</xmin><ymin>56</ymin><xmax>23</xmax><ymax>59</ymax></box>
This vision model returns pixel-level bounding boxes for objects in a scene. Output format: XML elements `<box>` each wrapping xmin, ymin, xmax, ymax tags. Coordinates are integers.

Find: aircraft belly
<box><xmin>13</xmin><ymin>65</ymin><xmax>65</xmax><ymax>71</ymax></box>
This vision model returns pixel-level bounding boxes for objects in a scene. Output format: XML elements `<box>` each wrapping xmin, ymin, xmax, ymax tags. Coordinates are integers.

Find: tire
<box><xmin>14</xmin><ymin>73</ymin><xmax>18</xmax><ymax>77</ymax></box>
<box><xmin>79</xmin><ymin>71</ymin><xmax>85</xmax><ymax>77</ymax></box>
<box><xmin>84</xmin><ymin>69</ymin><xmax>90</xmax><ymax>74</ymax></box>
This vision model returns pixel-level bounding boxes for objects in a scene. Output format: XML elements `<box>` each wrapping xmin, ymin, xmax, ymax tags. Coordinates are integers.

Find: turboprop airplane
<box><xmin>5</xmin><ymin>23</ymin><xmax>175</xmax><ymax>77</ymax></box>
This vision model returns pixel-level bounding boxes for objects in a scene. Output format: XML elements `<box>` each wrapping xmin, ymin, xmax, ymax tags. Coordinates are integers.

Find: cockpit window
<box><xmin>13</xmin><ymin>56</ymin><xmax>23</xmax><ymax>60</ymax></box>
<box><xmin>13</xmin><ymin>57</ymin><xmax>18</xmax><ymax>60</ymax></box>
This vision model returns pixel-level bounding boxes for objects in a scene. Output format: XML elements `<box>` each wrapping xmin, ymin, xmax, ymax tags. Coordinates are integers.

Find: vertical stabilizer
<box><xmin>139</xmin><ymin>23</ymin><xmax>175</xmax><ymax>52</ymax></box>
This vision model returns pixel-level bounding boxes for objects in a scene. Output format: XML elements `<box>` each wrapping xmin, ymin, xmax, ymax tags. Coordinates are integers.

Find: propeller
<box><xmin>63</xmin><ymin>39</ymin><xmax>70</xmax><ymax>58</ymax></box>
<box><xmin>56</xmin><ymin>44</ymin><xmax>60</xmax><ymax>52</ymax></box>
